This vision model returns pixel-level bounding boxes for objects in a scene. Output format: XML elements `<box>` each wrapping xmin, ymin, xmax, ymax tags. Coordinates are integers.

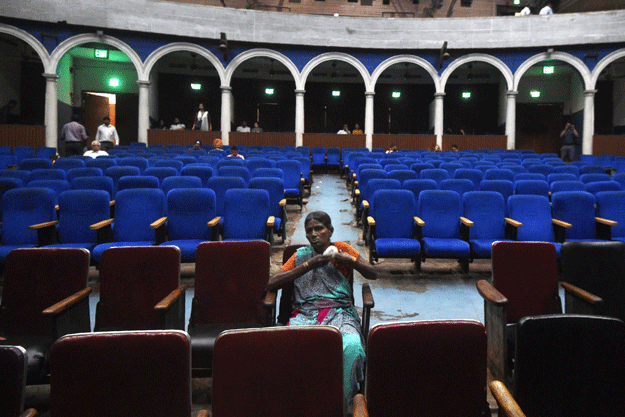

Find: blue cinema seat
<box><xmin>462</xmin><ymin>191</ymin><xmax>512</xmax><ymax>260</ymax></box>
<box><xmin>249</xmin><ymin>177</ymin><xmax>287</xmax><ymax>242</ymax></box>
<box><xmin>221</xmin><ymin>188</ymin><xmax>273</xmax><ymax>242</ymax></box>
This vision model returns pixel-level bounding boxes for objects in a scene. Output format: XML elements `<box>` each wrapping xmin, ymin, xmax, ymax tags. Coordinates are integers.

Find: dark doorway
<box><xmin>115</xmin><ymin>93</ymin><xmax>139</xmax><ymax>144</ymax></box>
<box><xmin>516</xmin><ymin>103</ymin><xmax>562</xmax><ymax>153</ymax></box>
<box><xmin>20</xmin><ymin>61</ymin><xmax>46</xmax><ymax>125</ymax></box>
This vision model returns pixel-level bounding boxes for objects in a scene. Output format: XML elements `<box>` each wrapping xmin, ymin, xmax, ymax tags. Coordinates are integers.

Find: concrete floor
<box><xmin>20</xmin><ymin>172</ymin><xmax>518</xmax><ymax>415</ymax></box>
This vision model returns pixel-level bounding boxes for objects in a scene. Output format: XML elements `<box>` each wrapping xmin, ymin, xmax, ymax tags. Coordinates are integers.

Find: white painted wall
<box><xmin>72</xmin><ymin>58</ymin><xmax>139</xmax><ymax>98</ymax></box>
<box><xmin>614</xmin><ymin>78</ymin><xmax>625</xmax><ymax>127</ymax></box>
<box><xmin>2</xmin><ymin>0</ymin><xmax>624</xmax><ymax>50</ymax></box>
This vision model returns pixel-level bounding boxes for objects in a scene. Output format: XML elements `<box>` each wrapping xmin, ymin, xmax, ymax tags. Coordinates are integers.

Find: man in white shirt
<box><xmin>83</xmin><ymin>141</ymin><xmax>109</xmax><ymax>158</ymax></box>
<box><xmin>236</xmin><ymin>121</ymin><xmax>251</xmax><ymax>132</ymax></box>
<box><xmin>519</xmin><ymin>6</ymin><xmax>531</xmax><ymax>15</ymax></box>
<box><xmin>337</xmin><ymin>124</ymin><xmax>350</xmax><ymax>134</ymax></box>
<box><xmin>170</xmin><ymin>117</ymin><xmax>186</xmax><ymax>130</ymax></box>
<box><xmin>94</xmin><ymin>116</ymin><xmax>119</xmax><ymax>151</ymax></box>
<box><xmin>539</xmin><ymin>3</ymin><xmax>553</xmax><ymax>15</ymax></box>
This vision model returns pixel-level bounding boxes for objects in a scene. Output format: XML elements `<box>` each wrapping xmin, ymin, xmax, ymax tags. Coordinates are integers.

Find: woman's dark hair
<box><xmin>304</xmin><ymin>211</ymin><xmax>333</xmax><ymax>229</ymax></box>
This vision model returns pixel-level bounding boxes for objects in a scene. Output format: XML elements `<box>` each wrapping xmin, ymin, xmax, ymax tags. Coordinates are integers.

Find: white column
<box><xmin>505</xmin><ymin>90</ymin><xmax>518</xmax><ymax>150</ymax></box>
<box><xmin>44</xmin><ymin>73</ymin><xmax>59</xmax><ymax>149</ymax></box>
<box><xmin>295</xmin><ymin>89</ymin><xmax>305</xmax><ymax>147</ymax></box>
<box><xmin>221</xmin><ymin>86</ymin><xmax>232</xmax><ymax>145</ymax></box>
<box><xmin>137</xmin><ymin>80</ymin><xmax>150</xmax><ymax>144</ymax></box>
<box><xmin>365</xmin><ymin>91</ymin><xmax>375</xmax><ymax>150</ymax></box>
<box><xmin>434</xmin><ymin>92</ymin><xmax>445</xmax><ymax>148</ymax></box>
<box><xmin>582</xmin><ymin>89</ymin><xmax>597</xmax><ymax>156</ymax></box>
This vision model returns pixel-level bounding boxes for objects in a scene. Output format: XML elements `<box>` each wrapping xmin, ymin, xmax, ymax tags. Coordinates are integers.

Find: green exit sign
<box><xmin>95</xmin><ymin>49</ymin><xmax>109</xmax><ymax>59</ymax></box>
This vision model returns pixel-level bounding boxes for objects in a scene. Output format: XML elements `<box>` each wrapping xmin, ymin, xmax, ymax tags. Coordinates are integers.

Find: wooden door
<box><xmin>83</xmin><ymin>93</ymin><xmax>110</xmax><ymax>146</ymax></box>
<box><xmin>516</xmin><ymin>103</ymin><xmax>562</xmax><ymax>153</ymax></box>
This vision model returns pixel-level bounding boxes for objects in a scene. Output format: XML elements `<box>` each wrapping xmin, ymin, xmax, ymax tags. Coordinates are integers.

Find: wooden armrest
<box><xmin>263</xmin><ymin>290</ymin><xmax>277</xmax><ymax>308</ymax></box>
<box><xmin>353</xmin><ymin>393</ymin><xmax>369</xmax><ymax>417</ymax></box>
<box><xmin>414</xmin><ymin>216</ymin><xmax>424</xmax><ymax>227</ymax></box>
<box><xmin>29</xmin><ymin>220</ymin><xmax>59</xmax><ymax>230</ymax></box>
<box><xmin>267</xmin><ymin>216</ymin><xmax>275</xmax><ymax>227</ymax></box>
<box><xmin>20</xmin><ymin>409</ymin><xmax>38</xmax><ymax>417</ymax></box>
<box><xmin>596</xmin><ymin>217</ymin><xmax>617</xmax><ymax>226</ymax></box>
<box><xmin>552</xmin><ymin>218</ymin><xmax>572</xmax><ymax>228</ymax></box>
<box><xmin>300</xmin><ymin>177</ymin><xmax>304</xmax><ymax>183</ymax></box>
<box><xmin>43</xmin><ymin>287</ymin><xmax>93</xmax><ymax>315</ymax></box>
<box><xmin>561</xmin><ymin>281</ymin><xmax>603</xmax><ymax>305</ymax></box>
<box><xmin>460</xmin><ymin>216</ymin><xmax>474</xmax><ymax>227</ymax></box>
<box><xmin>362</xmin><ymin>200</ymin><xmax>369</xmax><ymax>209</ymax></box>
<box><xmin>279</xmin><ymin>198</ymin><xmax>286</xmax><ymax>206</ymax></box>
<box><xmin>362</xmin><ymin>283</ymin><xmax>375</xmax><ymax>307</ymax></box>
<box><xmin>207</xmin><ymin>216</ymin><xmax>221</xmax><ymax>227</ymax></box>
<box><xmin>150</xmin><ymin>216</ymin><xmax>167</xmax><ymax>229</ymax></box>
<box><xmin>489</xmin><ymin>380</ymin><xmax>527</xmax><ymax>417</ymax></box>
<box><xmin>155</xmin><ymin>284</ymin><xmax>188</xmax><ymax>310</ymax></box>
<box><xmin>355</xmin><ymin>189</ymin><xmax>360</xmax><ymax>196</ymax></box>
<box><xmin>476</xmin><ymin>279</ymin><xmax>508</xmax><ymax>305</ymax></box>
<box><xmin>90</xmin><ymin>218</ymin><xmax>114</xmax><ymax>230</ymax></box>
<box><xmin>55</xmin><ymin>204</ymin><xmax>59</xmax><ymax>211</ymax></box>
<box><xmin>505</xmin><ymin>217</ymin><xmax>523</xmax><ymax>228</ymax></box>
<box><xmin>110</xmin><ymin>200</ymin><xmax>115</xmax><ymax>207</ymax></box>
<box><xmin>367</xmin><ymin>216</ymin><xmax>375</xmax><ymax>226</ymax></box>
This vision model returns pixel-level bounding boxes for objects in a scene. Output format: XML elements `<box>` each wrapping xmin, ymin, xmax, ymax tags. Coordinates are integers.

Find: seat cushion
<box><xmin>189</xmin><ymin>322</ymin><xmax>261</xmax><ymax>370</ymax></box>
<box><xmin>422</xmin><ymin>238</ymin><xmax>470</xmax><ymax>258</ymax></box>
<box><xmin>44</xmin><ymin>242</ymin><xmax>97</xmax><ymax>251</ymax></box>
<box><xmin>92</xmin><ymin>241</ymin><xmax>156</xmax><ymax>262</ymax></box>
<box><xmin>470</xmin><ymin>239</ymin><xmax>512</xmax><ymax>258</ymax></box>
<box><xmin>0</xmin><ymin>334</ymin><xmax>53</xmax><ymax>384</ymax></box>
<box><xmin>374</xmin><ymin>238</ymin><xmax>421</xmax><ymax>258</ymax></box>
<box><xmin>161</xmin><ymin>240</ymin><xmax>204</xmax><ymax>262</ymax></box>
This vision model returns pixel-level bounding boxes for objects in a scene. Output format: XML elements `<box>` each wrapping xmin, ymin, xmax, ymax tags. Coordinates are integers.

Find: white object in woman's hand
<box><xmin>323</xmin><ymin>245</ymin><xmax>338</xmax><ymax>258</ymax></box>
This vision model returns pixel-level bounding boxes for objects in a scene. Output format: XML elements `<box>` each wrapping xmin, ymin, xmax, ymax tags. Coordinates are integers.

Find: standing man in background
<box><xmin>95</xmin><ymin>116</ymin><xmax>119</xmax><ymax>151</ymax></box>
<box><xmin>560</xmin><ymin>122</ymin><xmax>579</xmax><ymax>163</ymax></box>
<box><xmin>61</xmin><ymin>114</ymin><xmax>88</xmax><ymax>157</ymax></box>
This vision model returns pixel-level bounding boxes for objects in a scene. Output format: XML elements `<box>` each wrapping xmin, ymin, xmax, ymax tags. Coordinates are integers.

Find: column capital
<box><xmin>365</xmin><ymin>91</ymin><xmax>375</xmax><ymax>97</ymax></box>
<box><xmin>584</xmin><ymin>89</ymin><xmax>598</xmax><ymax>96</ymax></box>
<box><xmin>434</xmin><ymin>92</ymin><xmax>446</xmax><ymax>98</ymax></box>
<box><xmin>137</xmin><ymin>80</ymin><xmax>151</xmax><ymax>87</ymax></box>
<box><xmin>220</xmin><ymin>86</ymin><xmax>232</xmax><ymax>92</ymax></box>
<box><xmin>295</xmin><ymin>89</ymin><xmax>306</xmax><ymax>95</ymax></box>
<box><xmin>42</xmin><ymin>73</ymin><xmax>59</xmax><ymax>81</ymax></box>
<box><xmin>506</xmin><ymin>90</ymin><xmax>519</xmax><ymax>97</ymax></box>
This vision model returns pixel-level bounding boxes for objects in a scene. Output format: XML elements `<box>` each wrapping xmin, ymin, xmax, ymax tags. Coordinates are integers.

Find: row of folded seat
<box><xmin>3</xmin><ymin>241</ymin><xmax>625</xmax><ymax>417</ymax></box>
<box><xmin>364</xmin><ymin>187</ymin><xmax>625</xmax><ymax>270</ymax></box>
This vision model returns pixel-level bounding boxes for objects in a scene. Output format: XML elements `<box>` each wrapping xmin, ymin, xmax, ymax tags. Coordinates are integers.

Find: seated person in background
<box><xmin>251</xmin><ymin>121</ymin><xmax>263</xmax><ymax>133</ymax></box>
<box><xmin>83</xmin><ymin>141</ymin><xmax>109</xmax><ymax>159</ymax></box>
<box><xmin>386</xmin><ymin>144</ymin><xmax>398</xmax><ymax>154</ymax></box>
<box><xmin>451</xmin><ymin>144</ymin><xmax>459</xmax><ymax>152</ymax></box>
<box><xmin>227</xmin><ymin>145</ymin><xmax>245</xmax><ymax>159</ymax></box>
<box><xmin>236</xmin><ymin>121</ymin><xmax>251</xmax><ymax>132</ymax></box>
<box><xmin>352</xmin><ymin>124</ymin><xmax>363</xmax><ymax>135</ymax></box>
<box><xmin>192</xmin><ymin>140</ymin><xmax>202</xmax><ymax>150</ymax></box>
<box><xmin>337</xmin><ymin>124</ymin><xmax>350</xmax><ymax>134</ymax></box>
<box><xmin>267</xmin><ymin>211</ymin><xmax>377</xmax><ymax>413</ymax></box>
<box><xmin>212</xmin><ymin>138</ymin><xmax>224</xmax><ymax>150</ymax></box>
<box><xmin>434</xmin><ymin>144</ymin><xmax>441</xmax><ymax>152</ymax></box>
<box><xmin>170</xmin><ymin>118</ymin><xmax>186</xmax><ymax>130</ymax></box>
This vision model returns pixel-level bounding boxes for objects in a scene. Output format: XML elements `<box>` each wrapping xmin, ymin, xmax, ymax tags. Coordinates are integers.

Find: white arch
<box><xmin>0</xmin><ymin>23</ymin><xmax>51</xmax><ymax>71</ymax></box>
<box><xmin>514</xmin><ymin>51</ymin><xmax>591</xmax><ymax>91</ymax></box>
<box><xmin>299</xmin><ymin>52</ymin><xmax>371</xmax><ymax>91</ymax></box>
<box><xmin>49</xmin><ymin>33</ymin><xmax>144</xmax><ymax>76</ymax></box>
<box><xmin>143</xmin><ymin>42</ymin><xmax>225</xmax><ymax>83</ymax></box>
<box><xmin>441</xmin><ymin>53</ymin><xmax>514</xmax><ymax>92</ymax></box>
<box><xmin>223</xmin><ymin>48</ymin><xmax>300</xmax><ymax>87</ymax></box>
<box><xmin>590</xmin><ymin>48</ymin><xmax>625</xmax><ymax>89</ymax></box>
<box><xmin>371</xmin><ymin>55</ymin><xmax>440</xmax><ymax>92</ymax></box>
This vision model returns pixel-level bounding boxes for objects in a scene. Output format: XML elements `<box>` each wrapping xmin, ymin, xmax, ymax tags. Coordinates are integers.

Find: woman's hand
<box><xmin>306</xmin><ymin>253</ymin><xmax>333</xmax><ymax>270</ymax></box>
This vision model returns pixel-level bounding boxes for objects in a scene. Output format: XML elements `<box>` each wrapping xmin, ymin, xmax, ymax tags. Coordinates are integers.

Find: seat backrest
<box><xmin>143</xmin><ymin>167</ymin><xmax>178</xmax><ymax>186</ymax></box>
<box><xmin>249</xmin><ymin>177</ymin><xmax>285</xmax><ymax>218</ymax></box>
<box><xmin>166</xmin><ymin>188</ymin><xmax>217</xmax><ymax>240</ymax></box>
<box><xmin>275</xmin><ymin>160</ymin><xmax>302</xmax><ymax>189</ymax></box>
<box><xmin>212</xmin><ymin>326</ymin><xmax>344</xmax><ymax>417</ymax></box>
<box><xmin>85</xmin><ymin>157</ymin><xmax>117</xmax><ymax>170</ymax></box>
<box><xmin>462</xmin><ymin>191</ymin><xmax>505</xmax><ymax>240</ymax></box>
<box><xmin>550</xmin><ymin>180</ymin><xmax>586</xmax><ymax>193</ymax></box>
<box><xmin>453</xmin><ymin>168</ymin><xmax>483</xmax><ymax>190</ymax></box>
<box><xmin>118</xmin><ymin>156</ymin><xmax>149</xmax><ymax>173</ymax></box>
<box><xmin>19</xmin><ymin>157</ymin><xmax>53</xmax><ymax>171</ymax></box>
<box><xmin>513</xmin><ymin>179</ymin><xmax>549</xmax><ymax>197</ymax></box>
<box><xmin>26</xmin><ymin>168</ymin><xmax>66</xmax><ymax>183</ymax></box>
<box><xmin>112</xmin><ymin>188</ymin><xmax>165</xmax><ymax>241</ymax></box>
<box><xmin>440</xmin><ymin>178</ymin><xmax>474</xmax><ymax>196</ymax></box>
<box><xmin>117</xmin><ymin>175</ymin><xmax>159</xmax><ymax>192</ymax></box>
<box><xmin>206</xmin><ymin>176</ymin><xmax>246</xmax><ymax>217</ymax></box>
<box><xmin>0</xmin><ymin>345</ymin><xmax>28</xmax><ymax>417</ymax></box>
<box><xmin>105</xmin><ymin>165</ymin><xmax>141</xmax><ymax>194</ymax></box>
<box><xmin>50</xmin><ymin>330</ymin><xmax>192</xmax><ymax>417</ymax></box>
<box><xmin>372</xmin><ymin>189</ymin><xmax>417</xmax><ymax>239</ymax></box>
<box><xmin>217</xmin><ymin>165</ymin><xmax>250</xmax><ymax>186</ymax></box>
<box><xmin>192</xmin><ymin>240</ymin><xmax>271</xmax><ymax>326</ymax></box>
<box><xmin>551</xmin><ymin>191</ymin><xmax>597</xmax><ymax>240</ymax></box>
<box><xmin>484</xmin><ymin>168</ymin><xmax>514</xmax><ymax>181</ymax></box>
<box><xmin>70</xmin><ymin>176</ymin><xmax>114</xmax><ymax>199</ymax></box>
<box><xmin>492</xmin><ymin>241</ymin><xmax>560</xmax><ymax>324</ymax></box>
<box><xmin>580</xmin><ymin>172</ymin><xmax>611</xmax><ymax>184</ymax></box>
<box><xmin>65</xmin><ymin>167</ymin><xmax>103</xmax><ymax>183</ymax></box>
<box><xmin>507</xmin><ymin>195</ymin><xmax>555</xmax><ymax>242</ymax></box>
<box><xmin>180</xmin><ymin>165</ymin><xmax>213</xmax><ymax>187</ymax></box>
<box><xmin>57</xmin><ymin>190</ymin><xmax>110</xmax><ymax>244</ymax></box>
<box><xmin>246</xmin><ymin>158</ymin><xmax>275</xmax><ymax>174</ymax></box>
<box><xmin>513</xmin><ymin>315</ymin><xmax>625</xmax><ymax>417</ymax></box>
<box><xmin>252</xmin><ymin>167</ymin><xmax>284</xmax><ymax>179</ymax></box>
<box><xmin>97</xmin><ymin>246</ymin><xmax>181</xmax><ymax>330</ymax></box>
<box><xmin>1</xmin><ymin>187</ymin><xmax>57</xmax><ymax>245</ymax></box>
<box><xmin>419</xmin><ymin>190</ymin><xmax>462</xmax><ymax>239</ymax></box>
<box><xmin>388</xmin><ymin>169</ymin><xmax>417</xmax><ymax>186</ymax></box>
<box><xmin>561</xmin><ymin>241</ymin><xmax>625</xmax><ymax>322</ymax></box>
<box><xmin>586</xmin><ymin>180</ymin><xmax>623</xmax><ymax>195</ymax></box>
<box><xmin>595</xmin><ymin>191</ymin><xmax>625</xmax><ymax>239</ymax></box>
<box><xmin>420</xmin><ymin>168</ymin><xmax>449</xmax><ymax>185</ymax></box>
<box><xmin>160</xmin><ymin>175</ymin><xmax>202</xmax><ymax>196</ymax></box>
<box><xmin>365</xmin><ymin>320</ymin><xmax>487</xmax><ymax>417</ymax></box>
<box><xmin>53</xmin><ymin>157</ymin><xmax>85</xmax><ymax>172</ymax></box>
<box><xmin>222</xmin><ymin>188</ymin><xmax>270</xmax><ymax>240</ymax></box>
<box><xmin>580</xmin><ymin>164</ymin><xmax>605</xmax><ymax>175</ymax></box>
<box><xmin>0</xmin><ymin>248</ymin><xmax>89</xmax><ymax>334</ymax></box>
<box><xmin>547</xmin><ymin>172</ymin><xmax>577</xmax><ymax>184</ymax></box>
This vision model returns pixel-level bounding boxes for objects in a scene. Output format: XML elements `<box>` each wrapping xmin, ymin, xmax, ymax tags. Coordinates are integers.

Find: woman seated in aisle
<box><xmin>267</xmin><ymin>211</ymin><xmax>377</xmax><ymax>413</ymax></box>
